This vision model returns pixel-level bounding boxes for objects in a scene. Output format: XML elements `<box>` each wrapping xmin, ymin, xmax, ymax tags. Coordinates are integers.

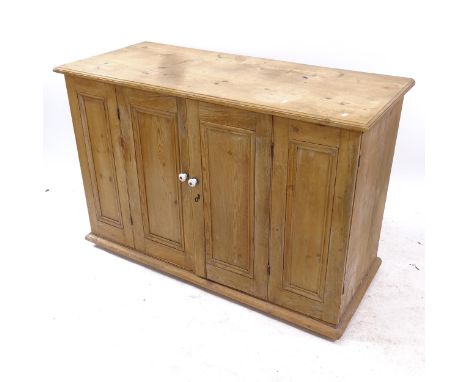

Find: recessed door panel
<box><xmin>202</xmin><ymin>123</ymin><xmax>255</xmax><ymax>276</ymax></box>
<box><xmin>283</xmin><ymin>141</ymin><xmax>337</xmax><ymax>300</ymax></box>
<box><xmin>65</xmin><ymin>76</ymin><xmax>133</xmax><ymax>247</ymax></box>
<box><xmin>132</xmin><ymin>108</ymin><xmax>183</xmax><ymax>249</ymax></box>
<box><xmin>80</xmin><ymin>95</ymin><xmax>122</xmax><ymax>225</ymax></box>
<box><xmin>117</xmin><ymin>88</ymin><xmax>194</xmax><ymax>270</ymax></box>
<box><xmin>198</xmin><ymin>102</ymin><xmax>272</xmax><ymax>298</ymax></box>
<box><xmin>268</xmin><ymin>117</ymin><xmax>358</xmax><ymax>324</ymax></box>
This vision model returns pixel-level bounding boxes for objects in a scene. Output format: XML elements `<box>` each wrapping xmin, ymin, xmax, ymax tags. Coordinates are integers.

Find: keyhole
<box><xmin>194</xmin><ymin>194</ymin><xmax>200</xmax><ymax>202</ymax></box>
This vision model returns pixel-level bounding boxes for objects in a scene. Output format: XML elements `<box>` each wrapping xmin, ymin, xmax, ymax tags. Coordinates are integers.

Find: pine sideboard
<box><xmin>54</xmin><ymin>42</ymin><xmax>414</xmax><ymax>339</ymax></box>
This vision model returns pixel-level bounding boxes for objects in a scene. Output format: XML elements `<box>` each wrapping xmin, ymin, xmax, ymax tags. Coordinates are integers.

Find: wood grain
<box><xmin>185</xmin><ymin>99</ymin><xmax>207</xmax><ymax>277</ymax></box>
<box><xmin>268</xmin><ymin>117</ymin><xmax>361</xmax><ymax>324</ymax></box>
<box><xmin>116</xmin><ymin>87</ymin><xmax>194</xmax><ymax>270</ymax></box>
<box><xmin>65</xmin><ymin>76</ymin><xmax>134</xmax><ymax>247</ymax></box>
<box><xmin>283</xmin><ymin>141</ymin><xmax>338</xmax><ymax>301</ymax></box>
<box><xmin>341</xmin><ymin>99</ymin><xmax>403</xmax><ymax>315</ymax></box>
<box><xmin>321</xmin><ymin>129</ymin><xmax>361</xmax><ymax>323</ymax></box>
<box><xmin>202</xmin><ymin>123</ymin><xmax>255</xmax><ymax>273</ymax></box>
<box><xmin>55</xmin><ymin>42</ymin><xmax>414</xmax><ymax>131</ymax></box>
<box><xmin>134</xmin><ymin>108</ymin><xmax>182</xmax><ymax>246</ymax></box>
<box><xmin>199</xmin><ymin>103</ymin><xmax>272</xmax><ymax>299</ymax></box>
<box><xmin>79</xmin><ymin>96</ymin><xmax>121</xmax><ymax>224</ymax></box>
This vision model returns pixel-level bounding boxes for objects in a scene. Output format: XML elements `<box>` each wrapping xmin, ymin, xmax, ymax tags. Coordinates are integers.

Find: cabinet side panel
<box><xmin>341</xmin><ymin>98</ymin><xmax>404</xmax><ymax>315</ymax></box>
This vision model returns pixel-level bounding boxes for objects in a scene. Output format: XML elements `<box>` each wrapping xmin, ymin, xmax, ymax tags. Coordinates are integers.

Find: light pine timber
<box><xmin>54</xmin><ymin>42</ymin><xmax>414</xmax><ymax>131</ymax></box>
<box><xmin>55</xmin><ymin>42</ymin><xmax>414</xmax><ymax>339</ymax></box>
<box><xmin>65</xmin><ymin>76</ymin><xmax>134</xmax><ymax>247</ymax></box>
<box><xmin>268</xmin><ymin>117</ymin><xmax>361</xmax><ymax>324</ymax></box>
<box><xmin>341</xmin><ymin>99</ymin><xmax>404</xmax><ymax>314</ymax></box>
<box><xmin>198</xmin><ymin>103</ymin><xmax>272</xmax><ymax>299</ymax></box>
<box><xmin>116</xmin><ymin>87</ymin><xmax>195</xmax><ymax>270</ymax></box>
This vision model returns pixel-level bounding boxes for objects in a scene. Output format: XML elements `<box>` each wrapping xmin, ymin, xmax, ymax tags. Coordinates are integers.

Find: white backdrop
<box><xmin>4</xmin><ymin>0</ymin><xmax>468</xmax><ymax>381</ymax></box>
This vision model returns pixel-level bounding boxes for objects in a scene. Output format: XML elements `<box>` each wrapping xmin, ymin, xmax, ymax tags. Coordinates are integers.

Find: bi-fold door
<box><xmin>66</xmin><ymin>77</ymin><xmax>357</xmax><ymax>323</ymax></box>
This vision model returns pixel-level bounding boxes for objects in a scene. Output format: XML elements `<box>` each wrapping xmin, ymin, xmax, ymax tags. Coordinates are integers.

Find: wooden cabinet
<box><xmin>55</xmin><ymin>42</ymin><xmax>414</xmax><ymax>339</ymax></box>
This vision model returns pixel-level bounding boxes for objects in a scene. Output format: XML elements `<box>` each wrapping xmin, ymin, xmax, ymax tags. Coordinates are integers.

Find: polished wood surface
<box><xmin>56</xmin><ymin>43</ymin><xmax>413</xmax><ymax>339</ymax></box>
<box><xmin>55</xmin><ymin>42</ymin><xmax>414</xmax><ymax>131</ymax></box>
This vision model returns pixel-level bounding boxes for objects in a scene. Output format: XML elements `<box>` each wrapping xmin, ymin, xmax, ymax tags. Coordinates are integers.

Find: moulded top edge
<box><xmin>54</xmin><ymin>42</ymin><xmax>415</xmax><ymax>131</ymax></box>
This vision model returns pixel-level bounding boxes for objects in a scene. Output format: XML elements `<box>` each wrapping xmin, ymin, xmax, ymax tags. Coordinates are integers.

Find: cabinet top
<box><xmin>54</xmin><ymin>42</ymin><xmax>414</xmax><ymax>131</ymax></box>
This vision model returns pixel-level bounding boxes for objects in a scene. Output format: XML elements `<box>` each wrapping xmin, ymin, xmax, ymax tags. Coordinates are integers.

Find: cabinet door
<box><xmin>65</xmin><ymin>76</ymin><xmax>134</xmax><ymax>247</ymax></box>
<box><xmin>194</xmin><ymin>102</ymin><xmax>272</xmax><ymax>298</ymax></box>
<box><xmin>268</xmin><ymin>117</ymin><xmax>359</xmax><ymax>324</ymax></box>
<box><xmin>117</xmin><ymin>87</ymin><xmax>196</xmax><ymax>270</ymax></box>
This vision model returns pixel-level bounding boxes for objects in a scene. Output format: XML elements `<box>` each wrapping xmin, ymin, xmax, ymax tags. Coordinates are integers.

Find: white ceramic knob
<box><xmin>188</xmin><ymin>178</ymin><xmax>198</xmax><ymax>188</ymax></box>
<box><xmin>178</xmin><ymin>173</ymin><xmax>188</xmax><ymax>182</ymax></box>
